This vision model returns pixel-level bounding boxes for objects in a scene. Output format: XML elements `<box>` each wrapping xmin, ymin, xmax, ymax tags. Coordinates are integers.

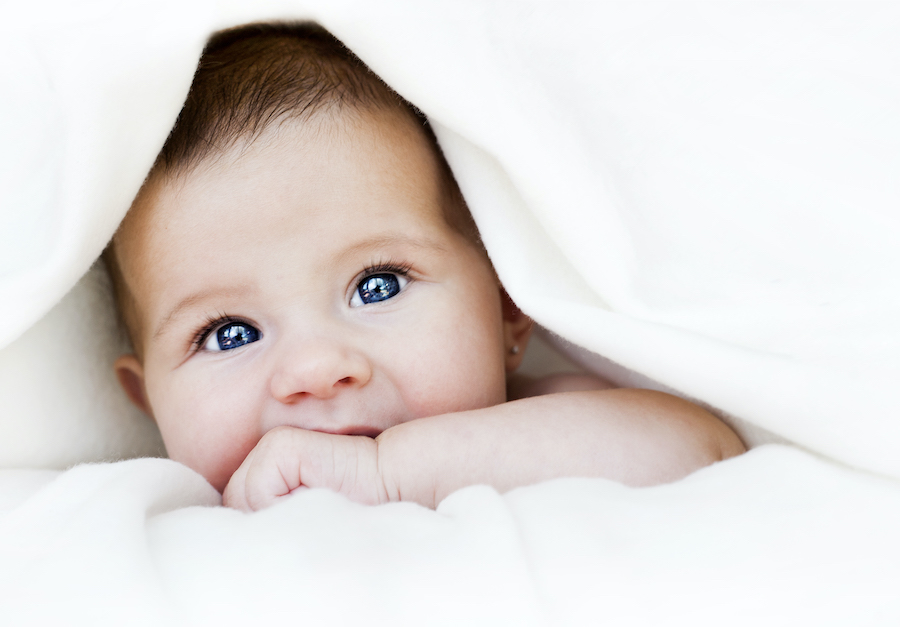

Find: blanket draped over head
<box><xmin>2</xmin><ymin>1</ymin><xmax>899</xmax><ymax>624</ymax></box>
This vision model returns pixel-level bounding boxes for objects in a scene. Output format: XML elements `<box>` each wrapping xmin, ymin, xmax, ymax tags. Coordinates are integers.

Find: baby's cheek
<box><xmin>442</xmin><ymin>318</ymin><xmax>507</xmax><ymax>408</ymax></box>
<box><xmin>152</xmin><ymin>375</ymin><xmax>258</xmax><ymax>492</ymax></box>
<box><xmin>421</xmin><ymin>335</ymin><xmax>506</xmax><ymax>414</ymax></box>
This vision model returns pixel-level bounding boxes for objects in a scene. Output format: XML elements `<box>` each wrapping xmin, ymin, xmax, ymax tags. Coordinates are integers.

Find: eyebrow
<box><xmin>153</xmin><ymin>286</ymin><xmax>256</xmax><ymax>340</ymax></box>
<box><xmin>333</xmin><ymin>233</ymin><xmax>449</xmax><ymax>264</ymax></box>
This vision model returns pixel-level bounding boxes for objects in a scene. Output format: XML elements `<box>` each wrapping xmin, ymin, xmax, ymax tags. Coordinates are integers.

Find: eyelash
<box><xmin>188</xmin><ymin>262</ymin><xmax>414</xmax><ymax>352</ymax></box>
<box><xmin>356</xmin><ymin>260</ymin><xmax>413</xmax><ymax>285</ymax></box>
<box><xmin>191</xmin><ymin>313</ymin><xmax>244</xmax><ymax>352</ymax></box>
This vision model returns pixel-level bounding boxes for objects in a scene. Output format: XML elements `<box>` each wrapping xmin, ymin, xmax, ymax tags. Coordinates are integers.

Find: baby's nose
<box><xmin>269</xmin><ymin>340</ymin><xmax>372</xmax><ymax>403</ymax></box>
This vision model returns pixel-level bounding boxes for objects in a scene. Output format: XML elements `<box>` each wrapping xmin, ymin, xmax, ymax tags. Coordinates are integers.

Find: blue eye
<box><xmin>350</xmin><ymin>273</ymin><xmax>407</xmax><ymax>306</ymax></box>
<box><xmin>202</xmin><ymin>321</ymin><xmax>261</xmax><ymax>351</ymax></box>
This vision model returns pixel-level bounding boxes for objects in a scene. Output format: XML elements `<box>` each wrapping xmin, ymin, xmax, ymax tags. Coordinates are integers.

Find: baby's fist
<box><xmin>223</xmin><ymin>426</ymin><xmax>389</xmax><ymax>511</ymax></box>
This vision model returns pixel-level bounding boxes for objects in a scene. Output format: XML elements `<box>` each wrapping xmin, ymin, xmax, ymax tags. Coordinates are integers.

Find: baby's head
<box><xmin>107</xmin><ymin>23</ymin><xmax>533</xmax><ymax>491</ymax></box>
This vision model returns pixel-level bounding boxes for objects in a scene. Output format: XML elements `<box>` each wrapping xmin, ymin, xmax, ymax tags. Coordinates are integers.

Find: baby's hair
<box><xmin>161</xmin><ymin>23</ymin><xmax>412</xmax><ymax>174</ymax></box>
<box><xmin>155</xmin><ymin>21</ymin><xmax>476</xmax><ymax>239</ymax></box>
<box><xmin>105</xmin><ymin>22</ymin><xmax>484</xmax><ymax>355</ymax></box>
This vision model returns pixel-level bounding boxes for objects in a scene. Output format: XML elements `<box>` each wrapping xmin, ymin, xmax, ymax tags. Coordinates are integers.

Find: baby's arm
<box><xmin>377</xmin><ymin>387</ymin><xmax>743</xmax><ymax>507</ymax></box>
<box><xmin>224</xmin><ymin>384</ymin><xmax>745</xmax><ymax>511</ymax></box>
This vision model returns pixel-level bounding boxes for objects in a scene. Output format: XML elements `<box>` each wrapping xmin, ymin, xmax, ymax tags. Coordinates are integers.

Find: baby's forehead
<box><xmin>119</xmin><ymin>107</ymin><xmax>450</xmax><ymax>261</ymax></box>
<box><xmin>159</xmin><ymin>106</ymin><xmax>439</xmax><ymax>197</ymax></box>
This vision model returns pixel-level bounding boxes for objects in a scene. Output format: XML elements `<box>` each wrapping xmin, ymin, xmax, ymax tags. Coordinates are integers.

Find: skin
<box><xmin>113</xmin><ymin>106</ymin><xmax>745</xmax><ymax>509</ymax></box>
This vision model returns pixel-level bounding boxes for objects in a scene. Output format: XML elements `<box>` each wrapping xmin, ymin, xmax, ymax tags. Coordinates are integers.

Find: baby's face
<box><xmin>115</xmin><ymin>110</ymin><xmax>517</xmax><ymax>492</ymax></box>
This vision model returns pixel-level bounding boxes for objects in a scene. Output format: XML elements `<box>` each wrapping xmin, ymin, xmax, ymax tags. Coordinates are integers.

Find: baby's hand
<box><xmin>222</xmin><ymin>426</ymin><xmax>389</xmax><ymax>511</ymax></box>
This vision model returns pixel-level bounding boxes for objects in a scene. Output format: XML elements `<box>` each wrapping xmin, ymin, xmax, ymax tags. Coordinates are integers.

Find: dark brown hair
<box><xmin>159</xmin><ymin>22</ymin><xmax>412</xmax><ymax>174</ymax></box>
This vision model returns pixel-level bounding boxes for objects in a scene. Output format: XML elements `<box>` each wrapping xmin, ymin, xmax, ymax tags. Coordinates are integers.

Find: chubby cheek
<box><xmin>397</xmin><ymin>291</ymin><xmax>507</xmax><ymax>418</ymax></box>
<box><xmin>147</xmin><ymin>370</ymin><xmax>261</xmax><ymax>493</ymax></box>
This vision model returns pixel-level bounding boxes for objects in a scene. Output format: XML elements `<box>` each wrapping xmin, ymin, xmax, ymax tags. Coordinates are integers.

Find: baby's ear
<box><xmin>501</xmin><ymin>289</ymin><xmax>534</xmax><ymax>373</ymax></box>
<box><xmin>114</xmin><ymin>355</ymin><xmax>154</xmax><ymax>420</ymax></box>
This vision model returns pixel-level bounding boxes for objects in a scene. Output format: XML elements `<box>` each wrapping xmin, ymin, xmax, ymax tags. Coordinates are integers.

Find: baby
<box><xmin>105</xmin><ymin>23</ymin><xmax>744</xmax><ymax>511</ymax></box>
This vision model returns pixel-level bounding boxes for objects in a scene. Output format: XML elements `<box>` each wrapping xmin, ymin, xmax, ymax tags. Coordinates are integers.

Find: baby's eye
<box><xmin>202</xmin><ymin>321</ymin><xmax>261</xmax><ymax>351</ymax></box>
<box><xmin>350</xmin><ymin>273</ymin><xmax>408</xmax><ymax>307</ymax></box>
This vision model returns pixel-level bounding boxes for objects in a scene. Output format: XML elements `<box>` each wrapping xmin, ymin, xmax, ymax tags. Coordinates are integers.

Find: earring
<box><xmin>510</xmin><ymin>345</ymin><xmax>519</xmax><ymax>355</ymax></box>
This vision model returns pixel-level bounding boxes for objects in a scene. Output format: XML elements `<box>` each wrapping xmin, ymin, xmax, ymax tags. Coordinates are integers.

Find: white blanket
<box><xmin>2</xmin><ymin>1</ymin><xmax>900</xmax><ymax>623</ymax></box>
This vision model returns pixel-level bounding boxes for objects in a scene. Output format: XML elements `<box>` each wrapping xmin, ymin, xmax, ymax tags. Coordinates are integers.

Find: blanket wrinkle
<box><xmin>0</xmin><ymin>448</ymin><xmax>897</xmax><ymax>625</ymax></box>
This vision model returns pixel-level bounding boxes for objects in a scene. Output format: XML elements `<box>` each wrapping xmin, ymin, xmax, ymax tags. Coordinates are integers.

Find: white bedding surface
<box><xmin>2</xmin><ymin>1</ymin><xmax>900</xmax><ymax>623</ymax></box>
<box><xmin>2</xmin><ymin>447</ymin><xmax>899</xmax><ymax>625</ymax></box>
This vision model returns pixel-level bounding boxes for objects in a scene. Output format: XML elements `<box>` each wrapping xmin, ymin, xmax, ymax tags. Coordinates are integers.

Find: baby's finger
<box><xmin>222</xmin><ymin>451</ymin><xmax>253</xmax><ymax>510</ymax></box>
<box><xmin>241</xmin><ymin>445</ymin><xmax>302</xmax><ymax>511</ymax></box>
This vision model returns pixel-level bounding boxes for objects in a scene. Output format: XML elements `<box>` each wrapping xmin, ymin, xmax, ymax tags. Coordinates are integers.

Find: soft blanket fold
<box><xmin>2</xmin><ymin>448</ymin><xmax>899</xmax><ymax>625</ymax></box>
